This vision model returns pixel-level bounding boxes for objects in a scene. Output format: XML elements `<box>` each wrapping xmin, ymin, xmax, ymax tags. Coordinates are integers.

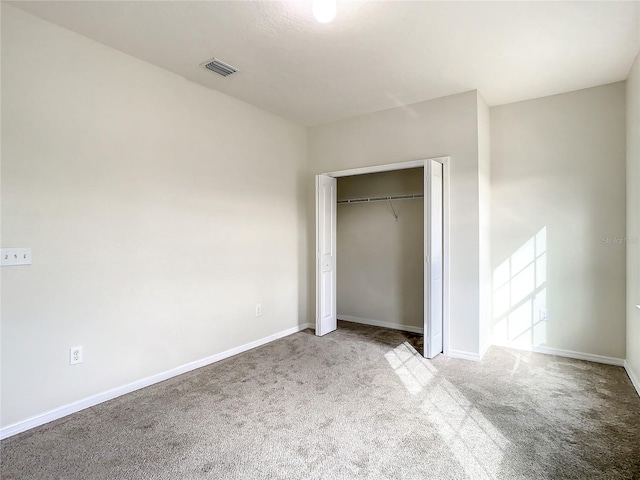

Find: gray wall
<box><xmin>336</xmin><ymin>169</ymin><xmax>424</xmax><ymax>331</ymax></box>
<box><xmin>1</xmin><ymin>5</ymin><xmax>308</xmax><ymax>428</ymax></box>
<box><xmin>491</xmin><ymin>82</ymin><xmax>627</xmax><ymax>359</ymax></box>
<box><xmin>626</xmin><ymin>53</ymin><xmax>640</xmax><ymax>384</ymax></box>
<box><xmin>478</xmin><ymin>94</ymin><xmax>492</xmax><ymax>354</ymax></box>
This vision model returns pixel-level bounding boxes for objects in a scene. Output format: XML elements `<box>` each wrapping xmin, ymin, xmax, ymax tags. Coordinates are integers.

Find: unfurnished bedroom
<box><xmin>1</xmin><ymin>1</ymin><xmax>639</xmax><ymax>478</ymax></box>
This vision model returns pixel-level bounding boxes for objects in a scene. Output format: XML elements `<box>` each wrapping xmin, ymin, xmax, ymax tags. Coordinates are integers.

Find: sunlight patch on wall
<box><xmin>385</xmin><ymin>342</ymin><xmax>509</xmax><ymax>478</ymax></box>
<box><xmin>493</xmin><ymin>227</ymin><xmax>547</xmax><ymax>350</ymax></box>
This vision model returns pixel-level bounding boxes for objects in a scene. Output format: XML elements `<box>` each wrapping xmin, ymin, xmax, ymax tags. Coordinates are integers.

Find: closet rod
<box><xmin>337</xmin><ymin>193</ymin><xmax>424</xmax><ymax>205</ymax></box>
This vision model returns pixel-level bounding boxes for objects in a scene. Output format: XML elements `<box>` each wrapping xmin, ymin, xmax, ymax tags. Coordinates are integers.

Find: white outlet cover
<box><xmin>539</xmin><ymin>308</ymin><xmax>549</xmax><ymax>321</ymax></box>
<box><xmin>69</xmin><ymin>346</ymin><xmax>83</xmax><ymax>365</ymax></box>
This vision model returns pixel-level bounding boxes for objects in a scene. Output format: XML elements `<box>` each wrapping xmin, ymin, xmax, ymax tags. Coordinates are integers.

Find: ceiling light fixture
<box><xmin>312</xmin><ymin>0</ymin><xmax>337</xmax><ymax>23</ymax></box>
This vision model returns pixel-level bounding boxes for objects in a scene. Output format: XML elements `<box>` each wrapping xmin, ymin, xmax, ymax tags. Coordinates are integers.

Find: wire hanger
<box><xmin>388</xmin><ymin>199</ymin><xmax>398</xmax><ymax>222</ymax></box>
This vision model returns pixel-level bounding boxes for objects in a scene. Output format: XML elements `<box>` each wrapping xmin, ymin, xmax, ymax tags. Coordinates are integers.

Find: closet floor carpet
<box><xmin>2</xmin><ymin>321</ymin><xmax>639</xmax><ymax>479</ymax></box>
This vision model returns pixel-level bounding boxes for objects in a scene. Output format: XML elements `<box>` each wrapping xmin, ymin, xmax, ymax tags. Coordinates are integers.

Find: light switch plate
<box><xmin>1</xmin><ymin>248</ymin><xmax>32</xmax><ymax>266</ymax></box>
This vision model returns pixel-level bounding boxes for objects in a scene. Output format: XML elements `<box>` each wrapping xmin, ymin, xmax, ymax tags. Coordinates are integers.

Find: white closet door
<box><xmin>424</xmin><ymin>160</ymin><xmax>443</xmax><ymax>358</ymax></box>
<box><xmin>316</xmin><ymin>174</ymin><xmax>337</xmax><ymax>336</ymax></box>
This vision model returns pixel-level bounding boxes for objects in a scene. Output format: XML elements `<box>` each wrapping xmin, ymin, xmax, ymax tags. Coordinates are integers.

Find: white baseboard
<box><xmin>0</xmin><ymin>323</ymin><xmax>311</xmax><ymax>440</ymax></box>
<box><xmin>338</xmin><ymin>314</ymin><xmax>424</xmax><ymax>334</ymax></box>
<box><xmin>448</xmin><ymin>349</ymin><xmax>483</xmax><ymax>362</ymax></box>
<box><xmin>449</xmin><ymin>343</ymin><xmax>627</xmax><ymax>367</ymax></box>
<box><xmin>531</xmin><ymin>345</ymin><xmax>625</xmax><ymax>366</ymax></box>
<box><xmin>447</xmin><ymin>342</ymin><xmax>492</xmax><ymax>362</ymax></box>
<box><xmin>479</xmin><ymin>342</ymin><xmax>492</xmax><ymax>360</ymax></box>
<box><xmin>624</xmin><ymin>361</ymin><xmax>640</xmax><ymax>397</ymax></box>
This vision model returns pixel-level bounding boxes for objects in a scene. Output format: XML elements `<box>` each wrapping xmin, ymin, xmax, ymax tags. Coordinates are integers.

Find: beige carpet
<box><xmin>2</xmin><ymin>321</ymin><xmax>639</xmax><ymax>479</ymax></box>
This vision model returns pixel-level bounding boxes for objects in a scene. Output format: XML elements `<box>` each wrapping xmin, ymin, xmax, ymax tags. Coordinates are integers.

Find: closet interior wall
<box><xmin>337</xmin><ymin>168</ymin><xmax>425</xmax><ymax>332</ymax></box>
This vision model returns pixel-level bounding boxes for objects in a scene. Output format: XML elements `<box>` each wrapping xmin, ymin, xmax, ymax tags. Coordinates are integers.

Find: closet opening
<box><xmin>336</xmin><ymin>168</ymin><xmax>425</xmax><ymax>346</ymax></box>
<box><xmin>315</xmin><ymin>158</ymin><xmax>450</xmax><ymax>359</ymax></box>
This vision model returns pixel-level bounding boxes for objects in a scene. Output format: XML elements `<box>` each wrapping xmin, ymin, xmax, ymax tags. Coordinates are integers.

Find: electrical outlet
<box><xmin>255</xmin><ymin>303</ymin><xmax>262</xmax><ymax>317</ymax></box>
<box><xmin>69</xmin><ymin>346</ymin><xmax>83</xmax><ymax>365</ymax></box>
<box><xmin>539</xmin><ymin>308</ymin><xmax>549</xmax><ymax>322</ymax></box>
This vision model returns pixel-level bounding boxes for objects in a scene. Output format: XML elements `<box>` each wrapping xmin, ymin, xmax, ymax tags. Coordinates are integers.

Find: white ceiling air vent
<box><xmin>201</xmin><ymin>58</ymin><xmax>238</xmax><ymax>77</ymax></box>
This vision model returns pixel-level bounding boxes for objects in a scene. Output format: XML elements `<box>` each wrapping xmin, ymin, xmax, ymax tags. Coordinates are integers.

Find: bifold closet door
<box><xmin>424</xmin><ymin>160</ymin><xmax>443</xmax><ymax>358</ymax></box>
<box><xmin>315</xmin><ymin>174</ymin><xmax>337</xmax><ymax>336</ymax></box>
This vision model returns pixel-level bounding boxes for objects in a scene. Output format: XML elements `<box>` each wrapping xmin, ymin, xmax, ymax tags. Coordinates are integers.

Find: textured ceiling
<box><xmin>10</xmin><ymin>1</ymin><xmax>640</xmax><ymax>126</ymax></box>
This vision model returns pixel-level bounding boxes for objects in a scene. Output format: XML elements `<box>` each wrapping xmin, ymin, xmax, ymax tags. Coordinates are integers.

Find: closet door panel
<box><xmin>316</xmin><ymin>174</ymin><xmax>337</xmax><ymax>336</ymax></box>
<box><xmin>425</xmin><ymin>160</ymin><xmax>443</xmax><ymax>358</ymax></box>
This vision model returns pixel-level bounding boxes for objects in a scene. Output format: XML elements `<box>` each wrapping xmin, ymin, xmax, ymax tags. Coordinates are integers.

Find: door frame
<box><xmin>317</xmin><ymin>156</ymin><xmax>451</xmax><ymax>356</ymax></box>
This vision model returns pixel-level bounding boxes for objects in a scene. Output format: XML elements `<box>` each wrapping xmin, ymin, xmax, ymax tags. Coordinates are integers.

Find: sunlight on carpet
<box><xmin>386</xmin><ymin>342</ymin><xmax>509</xmax><ymax>479</ymax></box>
